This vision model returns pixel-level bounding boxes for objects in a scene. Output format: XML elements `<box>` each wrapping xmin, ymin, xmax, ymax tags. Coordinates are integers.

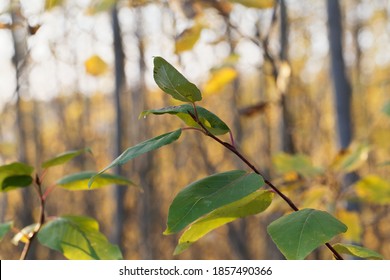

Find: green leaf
<box><xmin>42</xmin><ymin>148</ymin><xmax>92</xmax><ymax>169</ymax></box>
<box><xmin>174</xmin><ymin>191</ymin><xmax>273</xmax><ymax>255</ymax></box>
<box><xmin>153</xmin><ymin>56</ymin><xmax>202</xmax><ymax>102</ymax></box>
<box><xmin>89</xmin><ymin>129</ymin><xmax>181</xmax><ymax>188</ymax></box>
<box><xmin>272</xmin><ymin>153</ymin><xmax>323</xmax><ymax>178</ymax></box>
<box><xmin>164</xmin><ymin>170</ymin><xmax>265</xmax><ymax>235</ymax></box>
<box><xmin>355</xmin><ymin>175</ymin><xmax>390</xmax><ymax>205</ymax></box>
<box><xmin>267</xmin><ymin>209</ymin><xmax>347</xmax><ymax>260</ymax></box>
<box><xmin>333</xmin><ymin>243</ymin><xmax>384</xmax><ymax>260</ymax></box>
<box><xmin>57</xmin><ymin>171</ymin><xmax>135</xmax><ymax>191</ymax></box>
<box><xmin>141</xmin><ymin>104</ymin><xmax>230</xmax><ymax>135</ymax></box>
<box><xmin>0</xmin><ymin>162</ymin><xmax>34</xmax><ymax>192</ymax></box>
<box><xmin>227</xmin><ymin>0</ymin><xmax>275</xmax><ymax>9</ymax></box>
<box><xmin>382</xmin><ymin>101</ymin><xmax>390</xmax><ymax>117</ymax></box>
<box><xmin>0</xmin><ymin>221</ymin><xmax>13</xmax><ymax>241</ymax></box>
<box><xmin>37</xmin><ymin>216</ymin><xmax>123</xmax><ymax>260</ymax></box>
<box><xmin>1</xmin><ymin>175</ymin><xmax>33</xmax><ymax>191</ymax></box>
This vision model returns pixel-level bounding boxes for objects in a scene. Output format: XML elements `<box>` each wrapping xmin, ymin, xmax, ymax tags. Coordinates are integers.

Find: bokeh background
<box><xmin>1</xmin><ymin>0</ymin><xmax>390</xmax><ymax>259</ymax></box>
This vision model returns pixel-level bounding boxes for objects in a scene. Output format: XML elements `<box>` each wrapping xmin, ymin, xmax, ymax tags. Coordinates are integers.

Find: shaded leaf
<box><xmin>0</xmin><ymin>162</ymin><xmax>34</xmax><ymax>192</ymax></box>
<box><xmin>84</xmin><ymin>55</ymin><xmax>108</xmax><ymax>76</ymax></box>
<box><xmin>382</xmin><ymin>101</ymin><xmax>390</xmax><ymax>117</ymax></box>
<box><xmin>165</xmin><ymin>170</ymin><xmax>265</xmax><ymax>235</ymax></box>
<box><xmin>175</xmin><ymin>21</ymin><xmax>203</xmax><ymax>53</ymax></box>
<box><xmin>174</xmin><ymin>191</ymin><xmax>273</xmax><ymax>255</ymax></box>
<box><xmin>12</xmin><ymin>224</ymin><xmax>38</xmax><ymax>245</ymax></box>
<box><xmin>141</xmin><ymin>104</ymin><xmax>230</xmax><ymax>135</ymax></box>
<box><xmin>153</xmin><ymin>57</ymin><xmax>202</xmax><ymax>102</ymax></box>
<box><xmin>42</xmin><ymin>148</ymin><xmax>92</xmax><ymax>169</ymax></box>
<box><xmin>272</xmin><ymin>153</ymin><xmax>323</xmax><ymax>178</ymax></box>
<box><xmin>355</xmin><ymin>175</ymin><xmax>390</xmax><ymax>205</ymax></box>
<box><xmin>331</xmin><ymin>143</ymin><xmax>370</xmax><ymax>173</ymax></box>
<box><xmin>38</xmin><ymin>216</ymin><xmax>122</xmax><ymax>260</ymax></box>
<box><xmin>203</xmin><ymin>67</ymin><xmax>237</xmax><ymax>96</ymax></box>
<box><xmin>57</xmin><ymin>171</ymin><xmax>135</xmax><ymax>191</ymax></box>
<box><xmin>333</xmin><ymin>243</ymin><xmax>383</xmax><ymax>260</ymax></box>
<box><xmin>337</xmin><ymin>210</ymin><xmax>362</xmax><ymax>243</ymax></box>
<box><xmin>227</xmin><ymin>0</ymin><xmax>274</xmax><ymax>9</ymax></box>
<box><xmin>89</xmin><ymin>129</ymin><xmax>181</xmax><ymax>188</ymax></box>
<box><xmin>267</xmin><ymin>209</ymin><xmax>347</xmax><ymax>260</ymax></box>
<box><xmin>2</xmin><ymin>175</ymin><xmax>33</xmax><ymax>191</ymax></box>
<box><xmin>0</xmin><ymin>221</ymin><xmax>13</xmax><ymax>241</ymax></box>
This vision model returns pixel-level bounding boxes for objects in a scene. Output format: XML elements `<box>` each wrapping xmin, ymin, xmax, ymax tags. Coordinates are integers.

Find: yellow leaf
<box><xmin>337</xmin><ymin>210</ymin><xmax>362</xmax><ymax>243</ymax></box>
<box><xmin>355</xmin><ymin>175</ymin><xmax>390</xmax><ymax>205</ymax></box>
<box><xmin>227</xmin><ymin>0</ymin><xmax>274</xmax><ymax>9</ymax></box>
<box><xmin>301</xmin><ymin>186</ymin><xmax>328</xmax><ymax>209</ymax></box>
<box><xmin>203</xmin><ymin>67</ymin><xmax>237</xmax><ymax>96</ymax></box>
<box><xmin>84</xmin><ymin>55</ymin><xmax>108</xmax><ymax>76</ymax></box>
<box><xmin>175</xmin><ymin>22</ymin><xmax>203</xmax><ymax>54</ymax></box>
<box><xmin>331</xmin><ymin>143</ymin><xmax>370</xmax><ymax>173</ymax></box>
<box><xmin>45</xmin><ymin>0</ymin><xmax>64</xmax><ymax>10</ymax></box>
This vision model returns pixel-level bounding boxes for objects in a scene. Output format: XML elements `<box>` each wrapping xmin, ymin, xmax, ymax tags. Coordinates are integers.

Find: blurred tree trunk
<box><xmin>11</xmin><ymin>4</ymin><xmax>36</xmax><ymax>259</ymax></box>
<box><xmin>326</xmin><ymin>1</ymin><xmax>360</xmax><ymax>211</ymax></box>
<box><xmin>111</xmin><ymin>4</ymin><xmax>127</xmax><ymax>248</ymax></box>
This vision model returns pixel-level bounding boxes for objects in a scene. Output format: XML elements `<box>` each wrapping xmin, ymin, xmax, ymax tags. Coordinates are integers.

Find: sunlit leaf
<box><xmin>175</xmin><ymin>22</ymin><xmax>203</xmax><ymax>53</ymax></box>
<box><xmin>272</xmin><ymin>153</ymin><xmax>323</xmax><ymax>179</ymax></box>
<box><xmin>203</xmin><ymin>67</ymin><xmax>237</xmax><ymax>96</ymax></box>
<box><xmin>0</xmin><ymin>162</ymin><xmax>34</xmax><ymax>192</ymax></box>
<box><xmin>355</xmin><ymin>175</ymin><xmax>390</xmax><ymax>205</ymax></box>
<box><xmin>89</xmin><ymin>129</ymin><xmax>181</xmax><ymax>188</ymax></box>
<box><xmin>164</xmin><ymin>170</ymin><xmax>265</xmax><ymax>235</ymax></box>
<box><xmin>42</xmin><ymin>148</ymin><xmax>92</xmax><ymax>169</ymax></box>
<box><xmin>0</xmin><ymin>221</ymin><xmax>13</xmax><ymax>241</ymax></box>
<box><xmin>333</xmin><ymin>243</ymin><xmax>383</xmax><ymax>260</ymax></box>
<box><xmin>141</xmin><ymin>104</ymin><xmax>230</xmax><ymax>135</ymax></box>
<box><xmin>267</xmin><ymin>209</ymin><xmax>347</xmax><ymax>260</ymax></box>
<box><xmin>174</xmin><ymin>191</ymin><xmax>273</xmax><ymax>255</ymax></box>
<box><xmin>331</xmin><ymin>143</ymin><xmax>370</xmax><ymax>173</ymax></box>
<box><xmin>45</xmin><ymin>0</ymin><xmax>64</xmax><ymax>10</ymax></box>
<box><xmin>38</xmin><ymin>216</ymin><xmax>123</xmax><ymax>260</ymax></box>
<box><xmin>57</xmin><ymin>171</ymin><xmax>135</xmax><ymax>191</ymax></box>
<box><xmin>337</xmin><ymin>210</ymin><xmax>362</xmax><ymax>243</ymax></box>
<box><xmin>153</xmin><ymin>57</ymin><xmax>202</xmax><ymax>102</ymax></box>
<box><xmin>12</xmin><ymin>224</ymin><xmax>38</xmax><ymax>245</ymax></box>
<box><xmin>85</xmin><ymin>55</ymin><xmax>108</xmax><ymax>76</ymax></box>
<box><xmin>227</xmin><ymin>0</ymin><xmax>274</xmax><ymax>9</ymax></box>
<box><xmin>301</xmin><ymin>186</ymin><xmax>329</xmax><ymax>209</ymax></box>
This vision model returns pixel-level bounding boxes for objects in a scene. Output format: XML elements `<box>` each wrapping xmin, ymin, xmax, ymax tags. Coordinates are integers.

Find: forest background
<box><xmin>0</xmin><ymin>0</ymin><xmax>390</xmax><ymax>260</ymax></box>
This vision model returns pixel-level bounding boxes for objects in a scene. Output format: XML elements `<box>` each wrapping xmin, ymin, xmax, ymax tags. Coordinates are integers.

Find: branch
<box><xmin>186</xmin><ymin>109</ymin><xmax>344</xmax><ymax>260</ymax></box>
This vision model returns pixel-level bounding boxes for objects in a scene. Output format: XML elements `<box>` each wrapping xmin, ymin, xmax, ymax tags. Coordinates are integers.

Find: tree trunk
<box><xmin>111</xmin><ymin>4</ymin><xmax>127</xmax><ymax>249</ymax></box>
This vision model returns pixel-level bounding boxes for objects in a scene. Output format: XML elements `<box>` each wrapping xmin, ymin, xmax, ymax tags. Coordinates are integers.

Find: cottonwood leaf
<box><xmin>165</xmin><ymin>170</ymin><xmax>265</xmax><ymax>235</ymax></box>
<box><xmin>42</xmin><ymin>148</ymin><xmax>91</xmax><ymax>169</ymax></box>
<box><xmin>141</xmin><ymin>104</ymin><xmax>230</xmax><ymax>135</ymax></box>
<box><xmin>57</xmin><ymin>171</ymin><xmax>135</xmax><ymax>191</ymax></box>
<box><xmin>174</xmin><ymin>191</ymin><xmax>273</xmax><ymax>255</ymax></box>
<box><xmin>89</xmin><ymin>129</ymin><xmax>181</xmax><ymax>188</ymax></box>
<box><xmin>38</xmin><ymin>216</ymin><xmax>122</xmax><ymax>260</ymax></box>
<box><xmin>333</xmin><ymin>243</ymin><xmax>383</xmax><ymax>260</ymax></box>
<box><xmin>0</xmin><ymin>162</ymin><xmax>34</xmax><ymax>192</ymax></box>
<box><xmin>267</xmin><ymin>209</ymin><xmax>347</xmax><ymax>260</ymax></box>
<box><xmin>153</xmin><ymin>57</ymin><xmax>202</xmax><ymax>102</ymax></box>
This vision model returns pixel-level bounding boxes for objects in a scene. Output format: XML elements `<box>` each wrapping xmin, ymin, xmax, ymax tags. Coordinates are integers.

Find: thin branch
<box><xmin>186</xmin><ymin>109</ymin><xmax>344</xmax><ymax>260</ymax></box>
